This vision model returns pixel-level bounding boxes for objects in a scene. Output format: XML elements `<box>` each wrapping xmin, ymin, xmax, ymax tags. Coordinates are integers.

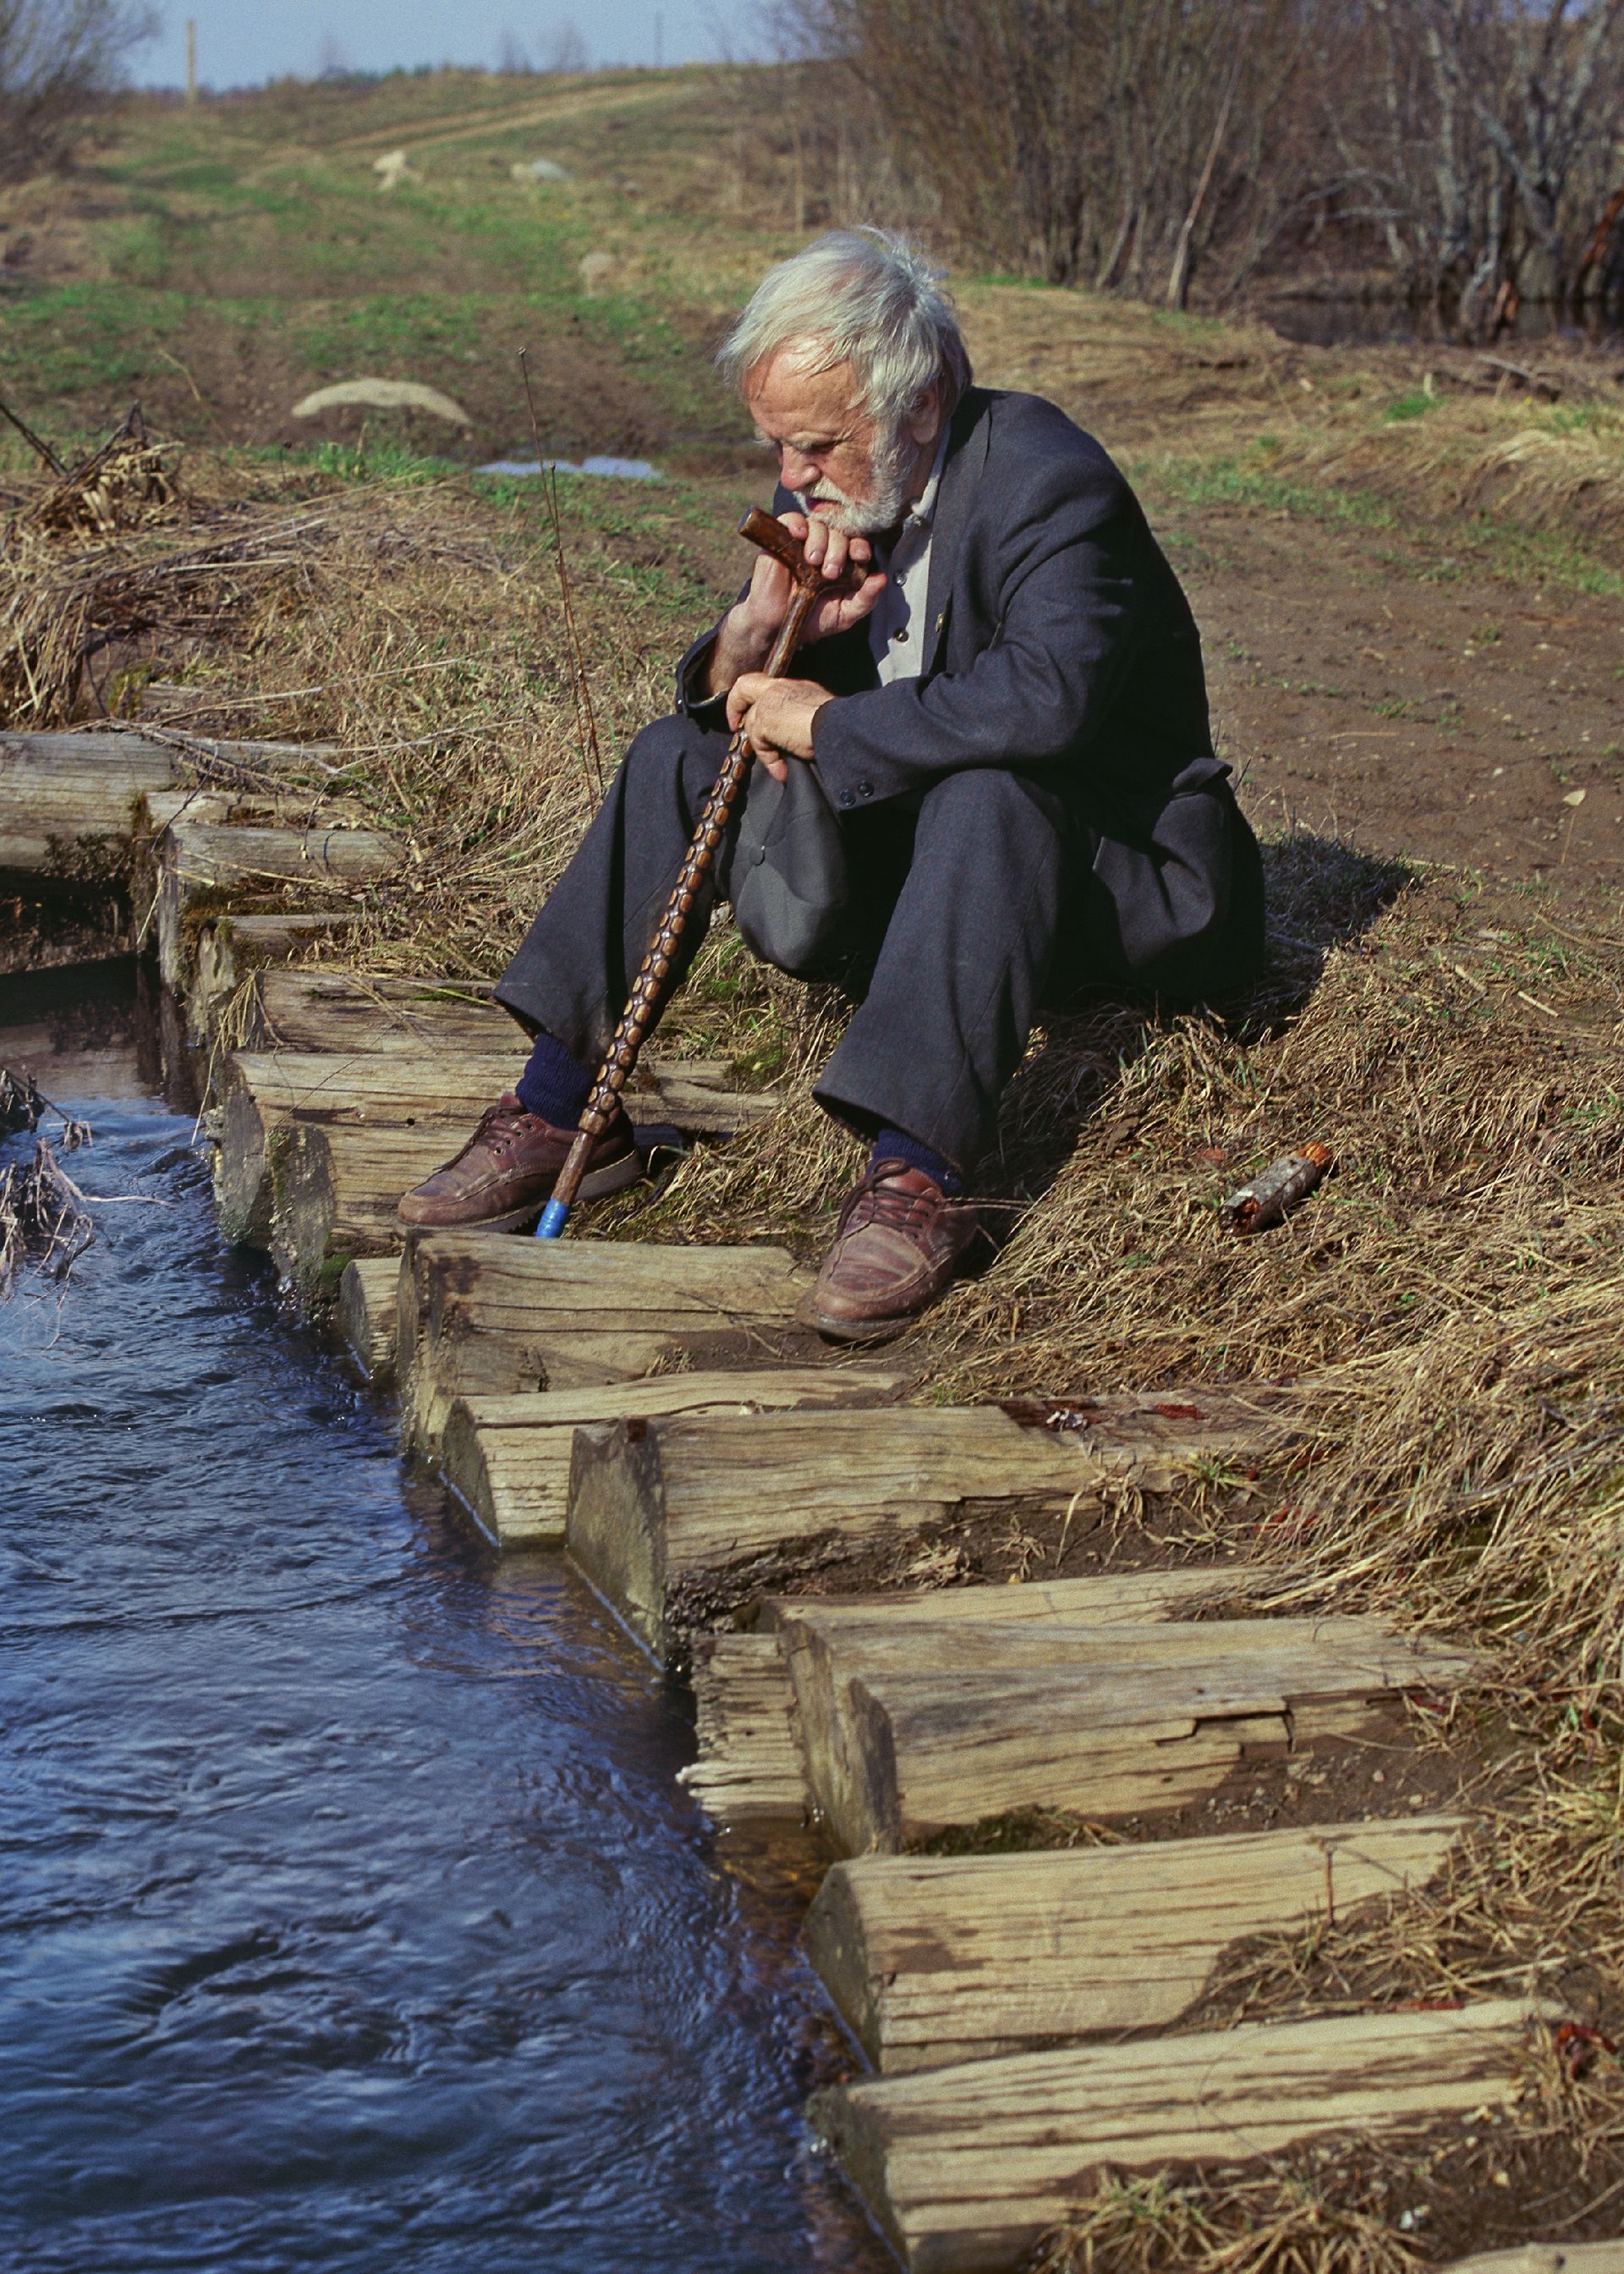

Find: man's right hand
<box><xmin>702</xmin><ymin>511</ymin><xmax>887</xmax><ymax>698</ymax></box>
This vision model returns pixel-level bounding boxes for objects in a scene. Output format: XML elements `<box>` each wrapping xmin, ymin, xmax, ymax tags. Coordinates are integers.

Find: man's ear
<box><xmin>904</xmin><ymin>385</ymin><xmax>941</xmax><ymax>449</ymax></box>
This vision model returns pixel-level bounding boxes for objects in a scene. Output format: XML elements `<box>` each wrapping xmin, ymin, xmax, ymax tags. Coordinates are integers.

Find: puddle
<box><xmin>476</xmin><ymin>456</ymin><xmax>663</xmax><ymax>482</ymax></box>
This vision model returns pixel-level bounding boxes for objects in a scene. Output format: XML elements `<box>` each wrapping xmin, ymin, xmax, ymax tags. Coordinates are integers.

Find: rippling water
<box><xmin>0</xmin><ymin>971</ymin><xmax>883</xmax><ymax>2274</ymax></box>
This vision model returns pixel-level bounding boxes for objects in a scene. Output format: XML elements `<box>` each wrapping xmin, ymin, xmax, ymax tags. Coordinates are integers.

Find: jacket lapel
<box><xmin>922</xmin><ymin>387</ymin><xmax>992</xmax><ymax>677</ymax></box>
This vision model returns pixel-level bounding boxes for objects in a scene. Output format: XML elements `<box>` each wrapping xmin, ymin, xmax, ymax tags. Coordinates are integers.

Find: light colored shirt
<box><xmin>864</xmin><ymin>425</ymin><xmax>951</xmax><ymax>686</ymax></box>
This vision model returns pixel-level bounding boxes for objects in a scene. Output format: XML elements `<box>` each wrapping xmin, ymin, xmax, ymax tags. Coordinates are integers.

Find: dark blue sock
<box><xmin>870</xmin><ymin>1127</ymin><xmax>964</xmax><ymax>1197</ymax></box>
<box><xmin>515</xmin><ymin>1030</ymin><xmax>593</xmax><ymax>1128</ymax></box>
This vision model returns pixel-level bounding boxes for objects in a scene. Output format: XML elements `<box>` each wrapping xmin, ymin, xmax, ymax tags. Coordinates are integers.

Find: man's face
<box><xmin>743</xmin><ymin>349</ymin><xmax>923</xmax><ymax>536</ymax></box>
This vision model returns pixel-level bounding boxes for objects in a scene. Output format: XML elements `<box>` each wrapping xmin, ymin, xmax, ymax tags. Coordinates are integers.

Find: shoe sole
<box><xmin>799</xmin><ymin>1302</ymin><xmax>922</xmax><ymax>1346</ymax></box>
<box><xmin>395</xmin><ymin>1146</ymin><xmax>644</xmax><ymax>1236</ymax></box>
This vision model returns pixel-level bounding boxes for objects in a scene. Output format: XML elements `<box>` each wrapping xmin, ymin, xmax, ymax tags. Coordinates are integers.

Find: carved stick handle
<box><xmin>540</xmin><ymin>527</ymin><xmax>834</xmax><ymax>1233</ymax></box>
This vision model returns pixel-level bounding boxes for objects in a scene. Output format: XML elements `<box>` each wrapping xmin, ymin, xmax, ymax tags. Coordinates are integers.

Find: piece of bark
<box><xmin>685</xmin><ymin>1568</ymin><xmax>1303</xmax><ymax>1830</ymax></box>
<box><xmin>337</xmin><ymin>1255</ymin><xmax>401</xmax><ymax>1386</ymax></box>
<box><xmin>811</xmin><ymin>1998</ymin><xmax>1550</xmax><ymax>2274</ymax></box>
<box><xmin>806</xmin><ymin>1814</ymin><xmax>1466</xmax><ymax>2072</ymax></box>
<box><xmin>818</xmin><ymin>1621</ymin><xmax>1476</xmax><ymax>1854</ymax></box>
<box><xmin>398</xmin><ymin>1231</ymin><xmax>813</xmax><ymax>1457</ymax></box>
<box><xmin>566</xmin><ymin>1403</ymin><xmax>1291</xmax><ymax>1666</ymax></box>
<box><xmin>441</xmin><ymin>1364</ymin><xmax>911</xmax><ymax>1549</ymax></box>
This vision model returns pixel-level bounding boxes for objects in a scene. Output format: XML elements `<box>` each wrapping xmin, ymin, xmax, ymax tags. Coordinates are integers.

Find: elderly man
<box><xmin>398</xmin><ymin>228</ymin><xmax>1263</xmax><ymax>1337</ymax></box>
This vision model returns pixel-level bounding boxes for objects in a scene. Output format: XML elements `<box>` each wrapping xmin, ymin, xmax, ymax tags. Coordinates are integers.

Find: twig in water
<box><xmin>0</xmin><ymin>1140</ymin><xmax>97</xmax><ymax>1295</ymax></box>
<box><xmin>519</xmin><ymin>347</ymin><xmax>605</xmax><ymax>798</ymax></box>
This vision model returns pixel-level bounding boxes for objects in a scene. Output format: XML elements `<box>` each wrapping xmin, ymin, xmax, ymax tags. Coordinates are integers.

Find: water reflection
<box><xmin>0</xmin><ymin>977</ymin><xmax>883</xmax><ymax>2274</ymax></box>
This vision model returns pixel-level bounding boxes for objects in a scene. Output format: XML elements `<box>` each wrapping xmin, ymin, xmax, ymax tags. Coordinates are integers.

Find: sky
<box><xmin>132</xmin><ymin>2</ymin><xmax>760</xmax><ymax>90</ymax></box>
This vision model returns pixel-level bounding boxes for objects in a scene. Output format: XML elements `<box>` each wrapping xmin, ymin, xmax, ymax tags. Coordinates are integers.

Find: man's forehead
<box><xmin>743</xmin><ymin>345</ymin><xmax>864</xmax><ymax>434</ymax></box>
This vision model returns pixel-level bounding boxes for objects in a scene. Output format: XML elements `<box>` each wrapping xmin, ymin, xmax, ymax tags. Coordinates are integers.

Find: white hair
<box><xmin>716</xmin><ymin>228</ymin><xmax>973</xmax><ymax>438</ymax></box>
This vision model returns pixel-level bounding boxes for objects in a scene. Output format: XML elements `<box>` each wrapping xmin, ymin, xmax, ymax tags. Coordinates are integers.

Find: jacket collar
<box><xmin>922</xmin><ymin>387</ymin><xmax>993</xmax><ymax>674</ymax></box>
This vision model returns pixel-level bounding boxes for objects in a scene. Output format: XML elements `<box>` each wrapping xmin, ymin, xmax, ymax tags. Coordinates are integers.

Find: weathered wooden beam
<box><xmin>441</xmin><ymin>1364</ymin><xmax>912</xmax><ymax>1549</ymax></box>
<box><xmin>1441</xmin><ymin>2249</ymin><xmax>1624</xmax><ymax>2274</ymax></box>
<box><xmin>190</xmin><ymin>915</ymin><xmax>361</xmax><ymax>1039</ymax></box>
<box><xmin>806</xmin><ymin>1814</ymin><xmax>1467</xmax><ymax>2073</ymax></box>
<box><xmin>155</xmin><ymin>821</ymin><xmax>401</xmax><ymax>986</ymax></box>
<box><xmin>811</xmin><ymin>1999</ymin><xmax>1548</xmax><ymax>2274</ymax></box>
<box><xmin>337</xmin><ymin>1255</ymin><xmax>401</xmax><ymax>1385</ymax></box>
<box><xmin>566</xmin><ymin>1401</ymin><xmax>1287</xmax><ymax>1667</ymax></box>
<box><xmin>0</xmin><ymin>733</ymin><xmax>175</xmax><ymax>879</ymax></box>
<box><xmin>399</xmin><ymin>1232</ymin><xmax>813</xmax><ymax>1457</ymax></box>
<box><xmin>808</xmin><ymin>1618</ymin><xmax>1476</xmax><ymax>1854</ymax></box>
<box><xmin>683</xmin><ymin>1568</ymin><xmax>1300</xmax><ymax>1830</ymax></box>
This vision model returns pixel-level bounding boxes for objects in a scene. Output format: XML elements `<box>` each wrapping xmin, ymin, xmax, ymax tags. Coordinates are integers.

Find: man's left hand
<box><xmin>727</xmin><ymin>675</ymin><xmax>834</xmax><ymax>784</ymax></box>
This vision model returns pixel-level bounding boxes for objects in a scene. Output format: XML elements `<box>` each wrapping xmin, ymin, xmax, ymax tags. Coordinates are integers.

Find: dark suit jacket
<box><xmin>680</xmin><ymin>385</ymin><xmax>1261</xmax><ymax>992</ymax></box>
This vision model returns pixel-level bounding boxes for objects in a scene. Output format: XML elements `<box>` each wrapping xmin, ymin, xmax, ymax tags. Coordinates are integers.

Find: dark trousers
<box><xmin>495</xmin><ymin>711</ymin><xmax>1263</xmax><ymax>1173</ymax></box>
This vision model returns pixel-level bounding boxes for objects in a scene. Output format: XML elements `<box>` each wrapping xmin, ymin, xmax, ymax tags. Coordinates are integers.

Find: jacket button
<box><xmin>837</xmin><ymin>788</ymin><xmax>854</xmax><ymax>810</ymax></box>
<box><xmin>856</xmin><ymin>781</ymin><xmax>873</xmax><ymax>798</ymax></box>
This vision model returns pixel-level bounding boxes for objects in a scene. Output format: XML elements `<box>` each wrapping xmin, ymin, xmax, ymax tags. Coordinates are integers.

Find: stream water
<box><xmin>0</xmin><ymin>964</ymin><xmax>885</xmax><ymax>2274</ymax></box>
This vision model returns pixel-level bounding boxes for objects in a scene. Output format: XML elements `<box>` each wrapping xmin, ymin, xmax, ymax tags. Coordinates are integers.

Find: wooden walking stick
<box><xmin>536</xmin><ymin>508</ymin><xmax>854</xmax><ymax>1238</ymax></box>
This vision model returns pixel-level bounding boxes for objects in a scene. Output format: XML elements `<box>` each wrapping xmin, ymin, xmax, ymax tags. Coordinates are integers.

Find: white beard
<box><xmin>797</xmin><ymin>426</ymin><xmax>914</xmax><ymax>535</ymax></box>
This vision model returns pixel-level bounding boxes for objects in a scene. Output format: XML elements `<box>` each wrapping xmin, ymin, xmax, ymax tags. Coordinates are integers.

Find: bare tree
<box><xmin>0</xmin><ymin>0</ymin><xmax>156</xmax><ymax>180</ymax></box>
<box><xmin>538</xmin><ymin>16</ymin><xmax>590</xmax><ymax>72</ymax></box>
<box><xmin>497</xmin><ymin>27</ymin><xmax>534</xmax><ymax>73</ymax></box>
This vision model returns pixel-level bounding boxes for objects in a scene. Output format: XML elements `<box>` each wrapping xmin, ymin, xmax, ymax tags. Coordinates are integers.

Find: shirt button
<box><xmin>893</xmin><ymin>627</ymin><xmax>908</xmax><ymax>644</ymax></box>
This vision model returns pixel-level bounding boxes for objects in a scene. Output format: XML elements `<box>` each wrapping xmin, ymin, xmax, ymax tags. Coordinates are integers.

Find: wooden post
<box><xmin>186</xmin><ymin>18</ymin><xmax>197</xmax><ymax>105</ymax></box>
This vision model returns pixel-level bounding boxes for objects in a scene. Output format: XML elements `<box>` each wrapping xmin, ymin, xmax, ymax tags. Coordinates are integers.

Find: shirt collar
<box><xmin>903</xmin><ymin>421</ymin><xmax>953</xmax><ymax>532</ymax></box>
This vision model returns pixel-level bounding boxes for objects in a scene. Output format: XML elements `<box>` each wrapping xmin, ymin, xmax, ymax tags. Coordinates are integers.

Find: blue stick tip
<box><xmin>535</xmin><ymin>1199</ymin><xmax>569</xmax><ymax>1239</ymax></box>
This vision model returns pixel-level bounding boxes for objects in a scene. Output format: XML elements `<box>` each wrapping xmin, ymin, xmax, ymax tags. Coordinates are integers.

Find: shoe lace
<box><xmin>835</xmin><ymin>1159</ymin><xmax>958</xmax><ymax>1239</ymax></box>
<box><xmin>452</xmin><ymin>1096</ymin><xmax>533</xmax><ymax>1167</ymax></box>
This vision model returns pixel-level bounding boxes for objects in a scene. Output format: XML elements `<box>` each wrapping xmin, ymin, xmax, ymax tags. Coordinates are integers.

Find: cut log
<box><xmin>0</xmin><ymin>732</ymin><xmax>175</xmax><ymax>880</ymax></box>
<box><xmin>337</xmin><ymin>1255</ymin><xmax>401</xmax><ymax>1385</ymax></box>
<box><xmin>685</xmin><ymin>1568</ymin><xmax>1301</xmax><ymax>1829</ymax></box>
<box><xmin>687</xmin><ymin>1634</ymin><xmax>812</xmax><ymax>1825</ymax></box>
<box><xmin>806</xmin><ymin>1814</ymin><xmax>1467</xmax><ymax>2073</ymax></box>
<box><xmin>806</xmin><ymin>1618</ymin><xmax>1477</xmax><ymax>1854</ymax></box>
<box><xmin>155</xmin><ymin>821</ymin><xmax>401</xmax><ymax>986</ymax></box>
<box><xmin>811</xmin><ymin>1998</ymin><xmax>1549</xmax><ymax>2274</ymax></box>
<box><xmin>214</xmin><ymin>1041</ymin><xmax>783</xmax><ymax>1270</ymax></box>
<box><xmin>399</xmin><ymin>1231</ymin><xmax>813</xmax><ymax>1458</ymax></box>
<box><xmin>241</xmin><ymin>969</ymin><xmax>508</xmax><ymax>1054</ymax></box>
<box><xmin>441</xmin><ymin>1364</ymin><xmax>912</xmax><ymax>1548</ymax></box>
<box><xmin>190</xmin><ymin>914</ymin><xmax>361</xmax><ymax>1040</ymax></box>
<box><xmin>1441</xmin><ymin>2249</ymin><xmax>1624</xmax><ymax>2274</ymax></box>
<box><xmin>567</xmin><ymin>1402</ymin><xmax>1288</xmax><ymax>1667</ymax></box>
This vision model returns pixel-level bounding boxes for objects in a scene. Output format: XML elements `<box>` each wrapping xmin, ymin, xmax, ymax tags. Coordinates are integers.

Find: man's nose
<box><xmin>780</xmin><ymin>446</ymin><xmax>816</xmax><ymax>490</ymax></box>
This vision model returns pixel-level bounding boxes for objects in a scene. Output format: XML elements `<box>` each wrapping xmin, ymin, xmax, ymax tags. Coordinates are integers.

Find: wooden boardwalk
<box><xmin>5</xmin><ymin>728</ymin><xmax>1572</xmax><ymax>2270</ymax></box>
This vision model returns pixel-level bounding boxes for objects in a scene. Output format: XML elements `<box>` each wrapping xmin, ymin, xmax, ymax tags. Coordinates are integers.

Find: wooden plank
<box><xmin>684</xmin><ymin>1633</ymin><xmax>811</xmax><ymax>1824</ymax></box>
<box><xmin>399</xmin><ymin>1231</ymin><xmax>813</xmax><ymax>1458</ymax></box>
<box><xmin>156</xmin><ymin>821</ymin><xmax>401</xmax><ymax>985</ymax></box>
<box><xmin>0</xmin><ymin>733</ymin><xmax>176</xmax><ymax>876</ymax></box>
<box><xmin>337</xmin><ymin>1255</ymin><xmax>400</xmax><ymax>1385</ymax></box>
<box><xmin>685</xmin><ymin>1569</ymin><xmax>1303</xmax><ymax>1830</ymax></box>
<box><xmin>566</xmin><ymin>1403</ymin><xmax>1288</xmax><ymax>1667</ymax></box>
<box><xmin>811</xmin><ymin>1998</ymin><xmax>1548</xmax><ymax>2274</ymax></box>
<box><xmin>190</xmin><ymin>915</ymin><xmax>361</xmax><ymax>1040</ymax></box>
<box><xmin>817</xmin><ymin>1622</ymin><xmax>1477</xmax><ymax>1854</ymax></box>
<box><xmin>806</xmin><ymin>1815</ymin><xmax>1467</xmax><ymax>2072</ymax></box>
<box><xmin>1441</xmin><ymin>2249</ymin><xmax>1624</xmax><ymax>2274</ymax></box>
<box><xmin>441</xmin><ymin>1364</ymin><xmax>912</xmax><ymax>1549</ymax></box>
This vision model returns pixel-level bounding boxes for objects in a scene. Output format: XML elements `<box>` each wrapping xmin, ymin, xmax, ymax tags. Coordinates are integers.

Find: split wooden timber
<box><xmin>1442</xmin><ymin>2249</ymin><xmax>1624</xmax><ymax>2274</ymax></box>
<box><xmin>337</xmin><ymin>1255</ymin><xmax>401</xmax><ymax>1386</ymax></box>
<box><xmin>567</xmin><ymin>1398</ymin><xmax>1291</xmax><ymax>1666</ymax></box>
<box><xmin>0</xmin><ymin>731</ymin><xmax>174</xmax><ymax>879</ymax></box>
<box><xmin>683</xmin><ymin>1567</ymin><xmax>1300</xmax><ymax>1828</ymax></box>
<box><xmin>784</xmin><ymin>1610</ymin><xmax>1477</xmax><ymax>1854</ymax></box>
<box><xmin>213</xmin><ymin>1041</ymin><xmax>786</xmax><ymax>1294</ymax></box>
<box><xmin>155</xmin><ymin>821</ymin><xmax>401</xmax><ymax>986</ymax></box>
<box><xmin>398</xmin><ymin>1231</ymin><xmax>814</xmax><ymax>1458</ymax></box>
<box><xmin>806</xmin><ymin>1814</ymin><xmax>1467</xmax><ymax>2073</ymax></box>
<box><xmin>441</xmin><ymin>1365</ymin><xmax>913</xmax><ymax>1549</ymax></box>
<box><xmin>811</xmin><ymin>1998</ymin><xmax>1549</xmax><ymax>2274</ymax></box>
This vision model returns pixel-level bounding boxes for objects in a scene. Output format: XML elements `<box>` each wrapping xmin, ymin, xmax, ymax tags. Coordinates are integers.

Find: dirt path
<box><xmin>1158</xmin><ymin>494</ymin><xmax>1622</xmax><ymax>923</ymax></box>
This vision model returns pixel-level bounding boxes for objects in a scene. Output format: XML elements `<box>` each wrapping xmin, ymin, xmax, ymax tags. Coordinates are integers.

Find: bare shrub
<box><xmin>0</xmin><ymin>0</ymin><xmax>158</xmax><ymax>182</ymax></box>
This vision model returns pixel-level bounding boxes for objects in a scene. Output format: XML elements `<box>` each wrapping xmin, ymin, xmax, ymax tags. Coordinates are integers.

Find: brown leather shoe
<box><xmin>396</xmin><ymin>1092</ymin><xmax>641</xmax><ymax>1233</ymax></box>
<box><xmin>802</xmin><ymin>1159</ymin><xmax>982</xmax><ymax>1342</ymax></box>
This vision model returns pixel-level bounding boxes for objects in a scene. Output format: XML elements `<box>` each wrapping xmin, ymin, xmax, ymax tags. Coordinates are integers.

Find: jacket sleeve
<box><xmin>811</xmin><ymin>458</ymin><xmax>1151</xmax><ymax>810</ymax></box>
